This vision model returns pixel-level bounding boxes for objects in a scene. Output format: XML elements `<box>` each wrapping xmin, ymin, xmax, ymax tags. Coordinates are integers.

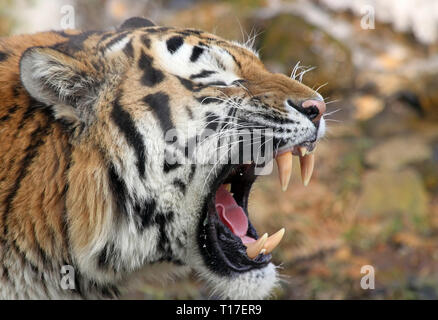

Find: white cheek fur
<box><xmin>317</xmin><ymin>117</ymin><xmax>326</xmax><ymax>140</ymax></box>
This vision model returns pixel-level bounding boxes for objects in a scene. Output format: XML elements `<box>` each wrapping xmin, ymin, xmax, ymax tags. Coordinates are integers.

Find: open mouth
<box><xmin>198</xmin><ymin>143</ymin><xmax>316</xmax><ymax>275</ymax></box>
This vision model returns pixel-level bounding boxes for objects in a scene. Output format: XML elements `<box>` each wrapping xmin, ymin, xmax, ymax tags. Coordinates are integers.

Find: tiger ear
<box><xmin>119</xmin><ymin>17</ymin><xmax>155</xmax><ymax>30</ymax></box>
<box><xmin>20</xmin><ymin>47</ymin><xmax>97</xmax><ymax>123</ymax></box>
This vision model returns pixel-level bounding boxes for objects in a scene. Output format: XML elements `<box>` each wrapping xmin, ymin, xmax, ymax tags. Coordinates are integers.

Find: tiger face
<box><xmin>1</xmin><ymin>17</ymin><xmax>326</xmax><ymax>299</ymax></box>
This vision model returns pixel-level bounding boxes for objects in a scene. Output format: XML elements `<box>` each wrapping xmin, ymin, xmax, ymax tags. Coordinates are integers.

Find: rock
<box><xmin>353</xmin><ymin>95</ymin><xmax>384</xmax><ymax>120</ymax></box>
<box><xmin>411</xmin><ymin>73</ymin><xmax>438</xmax><ymax>121</ymax></box>
<box><xmin>358</xmin><ymin>169</ymin><xmax>429</xmax><ymax>222</ymax></box>
<box><xmin>254</xmin><ymin>14</ymin><xmax>354</xmax><ymax>94</ymax></box>
<box><xmin>161</xmin><ymin>2</ymin><xmax>247</xmax><ymax>41</ymax></box>
<box><xmin>362</xmin><ymin>98</ymin><xmax>425</xmax><ymax>138</ymax></box>
<box><xmin>365</xmin><ymin>136</ymin><xmax>432</xmax><ymax>170</ymax></box>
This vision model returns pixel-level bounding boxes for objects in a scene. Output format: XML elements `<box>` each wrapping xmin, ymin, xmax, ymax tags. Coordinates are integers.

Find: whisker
<box><xmin>315</xmin><ymin>82</ymin><xmax>328</xmax><ymax>93</ymax></box>
<box><xmin>290</xmin><ymin>61</ymin><xmax>301</xmax><ymax>79</ymax></box>
<box><xmin>298</xmin><ymin>66</ymin><xmax>316</xmax><ymax>82</ymax></box>
<box><xmin>325</xmin><ymin>99</ymin><xmax>340</xmax><ymax>105</ymax></box>
<box><xmin>324</xmin><ymin>108</ymin><xmax>342</xmax><ymax>117</ymax></box>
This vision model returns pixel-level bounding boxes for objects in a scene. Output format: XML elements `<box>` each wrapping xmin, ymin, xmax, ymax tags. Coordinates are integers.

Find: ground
<box><xmin>2</xmin><ymin>0</ymin><xmax>437</xmax><ymax>300</ymax></box>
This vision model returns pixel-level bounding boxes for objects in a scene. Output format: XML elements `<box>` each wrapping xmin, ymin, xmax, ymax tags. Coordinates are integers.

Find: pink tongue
<box><xmin>215</xmin><ymin>185</ymin><xmax>251</xmax><ymax>241</ymax></box>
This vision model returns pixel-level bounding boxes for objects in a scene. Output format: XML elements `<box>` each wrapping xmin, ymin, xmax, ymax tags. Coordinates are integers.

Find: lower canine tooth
<box><xmin>299</xmin><ymin>153</ymin><xmax>315</xmax><ymax>186</ymax></box>
<box><xmin>275</xmin><ymin>152</ymin><xmax>293</xmax><ymax>191</ymax></box>
<box><xmin>264</xmin><ymin>228</ymin><xmax>285</xmax><ymax>254</ymax></box>
<box><xmin>245</xmin><ymin>233</ymin><xmax>268</xmax><ymax>259</ymax></box>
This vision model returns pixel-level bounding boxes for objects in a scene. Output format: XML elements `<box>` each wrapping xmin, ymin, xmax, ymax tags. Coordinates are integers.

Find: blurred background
<box><xmin>1</xmin><ymin>0</ymin><xmax>437</xmax><ymax>299</ymax></box>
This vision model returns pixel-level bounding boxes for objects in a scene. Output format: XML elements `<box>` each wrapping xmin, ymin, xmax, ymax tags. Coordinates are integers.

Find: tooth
<box><xmin>245</xmin><ymin>233</ymin><xmax>268</xmax><ymax>259</ymax></box>
<box><xmin>275</xmin><ymin>152</ymin><xmax>293</xmax><ymax>191</ymax></box>
<box><xmin>297</xmin><ymin>146</ymin><xmax>307</xmax><ymax>157</ymax></box>
<box><xmin>263</xmin><ymin>228</ymin><xmax>285</xmax><ymax>254</ymax></box>
<box><xmin>224</xmin><ymin>184</ymin><xmax>231</xmax><ymax>192</ymax></box>
<box><xmin>299</xmin><ymin>153</ymin><xmax>315</xmax><ymax>186</ymax></box>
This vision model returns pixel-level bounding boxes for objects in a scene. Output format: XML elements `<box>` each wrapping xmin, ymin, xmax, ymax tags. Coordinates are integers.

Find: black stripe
<box><xmin>2</xmin><ymin>122</ymin><xmax>51</xmax><ymax>236</ymax></box>
<box><xmin>183</xmin><ymin>136</ymin><xmax>198</xmax><ymax>160</ymax></box>
<box><xmin>17</xmin><ymin>98</ymin><xmax>52</xmax><ymax>130</ymax></box>
<box><xmin>143</xmin><ymin>92</ymin><xmax>174</xmax><ymax>134</ymax></box>
<box><xmin>173</xmin><ymin>179</ymin><xmax>186</xmax><ymax>195</ymax></box>
<box><xmin>122</xmin><ymin>39</ymin><xmax>134</xmax><ymax>58</ymax></box>
<box><xmin>0</xmin><ymin>51</ymin><xmax>8</xmax><ymax>62</ymax></box>
<box><xmin>97</xmin><ymin>243</ymin><xmax>117</xmax><ymax>270</ymax></box>
<box><xmin>60</xmin><ymin>185</ymin><xmax>71</xmax><ymax>260</ymax></box>
<box><xmin>204</xmin><ymin>81</ymin><xmax>227</xmax><ymax>87</ymax></box>
<box><xmin>163</xmin><ymin>159</ymin><xmax>181</xmax><ymax>173</ymax></box>
<box><xmin>185</xmin><ymin>106</ymin><xmax>194</xmax><ymax>119</ymax></box>
<box><xmin>166</xmin><ymin>36</ymin><xmax>184</xmax><ymax>54</ymax></box>
<box><xmin>144</xmin><ymin>27</ymin><xmax>171</xmax><ymax>34</ymax></box>
<box><xmin>0</xmin><ymin>105</ymin><xmax>18</xmax><ymax>122</ymax></box>
<box><xmin>177</xmin><ymin>29</ymin><xmax>202</xmax><ymax>36</ymax></box>
<box><xmin>190</xmin><ymin>70</ymin><xmax>216</xmax><ymax>79</ymax></box>
<box><xmin>54</xmin><ymin>31</ymin><xmax>98</xmax><ymax>54</ymax></box>
<box><xmin>155</xmin><ymin>211</ymin><xmax>174</xmax><ymax>259</ymax></box>
<box><xmin>177</xmin><ymin>76</ymin><xmax>196</xmax><ymax>91</ymax></box>
<box><xmin>8</xmin><ymin>238</ymin><xmax>41</xmax><ymax>273</ymax></box>
<box><xmin>188</xmin><ymin>164</ymin><xmax>196</xmax><ymax>183</ymax></box>
<box><xmin>195</xmin><ymin>96</ymin><xmax>222</xmax><ymax>104</ymax></box>
<box><xmin>177</xmin><ymin>31</ymin><xmax>194</xmax><ymax>37</ymax></box>
<box><xmin>219</xmin><ymin>107</ymin><xmax>237</xmax><ymax>136</ymax></box>
<box><xmin>186</xmin><ymin>29</ymin><xmax>202</xmax><ymax>35</ymax></box>
<box><xmin>107</xmin><ymin>163</ymin><xmax>129</xmax><ymax>216</ymax></box>
<box><xmin>73</xmin><ymin>271</ymin><xmax>85</xmax><ymax>298</ymax></box>
<box><xmin>98</xmin><ymin>284</ymin><xmax>121</xmax><ymax>299</ymax></box>
<box><xmin>12</xmin><ymin>86</ymin><xmax>20</xmax><ymax>98</ymax></box>
<box><xmin>141</xmin><ymin>35</ymin><xmax>151</xmax><ymax>49</ymax></box>
<box><xmin>111</xmin><ymin>97</ymin><xmax>147</xmax><ymax>177</ymax></box>
<box><xmin>138</xmin><ymin>50</ymin><xmax>164</xmax><ymax>87</ymax></box>
<box><xmin>215</xmin><ymin>57</ymin><xmax>226</xmax><ymax>71</ymax></box>
<box><xmin>227</xmin><ymin>50</ymin><xmax>242</xmax><ymax>69</ymax></box>
<box><xmin>102</xmin><ymin>32</ymin><xmax>128</xmax><ymax>52</ymax></box>
<box><xmin>1</xmin><ymin>264</ymin><xmax>9</xmax><ymax>282</ymax></box>
<box><xmin>190</xmin><ymin>46</ymin><xmax>204</xmax><ymax>62</ymax></box>
<box><xmin>100</xmin><ymin>33</ymin><xmax>114</xmax><ymax>42</ymax></box>
<box><xmin>198</xmin><ymin>41</ymin><xmax>210</xmax><ymax>48</ymax></box>
<box><xmin>205</xmin><ymin>112</ymin><xmax>220</xmax><ymax>131</ymax></box>
<box><xmin>134</xmin><ymin>198</ymin><xmax>157</xmax><ymax>229</ymax></box>
<box><xmin>61</xmin><ymin>145</ymin><xmax>74</xmax><ymax>269</ymax></box>
<box><xmin>32</xmin><ymin>223</ymin><xmax>51</xmax><ymax>268</ymax></box>
<box><xmin>254</xmin><ymin>112</ymin><xmax>297</xmax><ymax>126</ymax></box>
<box><xmin>176</xmin><ymin>76</ymin><xmax>204</xmax><ymax>92</ymax></box>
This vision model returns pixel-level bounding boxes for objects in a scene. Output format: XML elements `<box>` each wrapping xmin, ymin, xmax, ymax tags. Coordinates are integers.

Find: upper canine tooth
<box><xmin>297</xmin><ymin>146</ymin><xmax>307</xmax><ymax>157</ymax></box>
<box><xmin>299</xmin><ymin>153</ymin><xmax>315</xmax><ymax>186</ymax></box>
<box><xmin>275</xmin><ymin>152</ymin><xmax>293</xmax><ymax>192</ymax></box>
<box><xmin>224</xmin><ymin>184</ymin><xmax>231</xmax><ymax>192</ymax></box>
<box><xmin>245</xmin><ymin>233</ymin><xmax>268</xmax><ymax>259</ymax></box>
<box><xmin>263</xmin><ymin>228</ymin><xmax>285</xmax><ymax>254</ymax></box>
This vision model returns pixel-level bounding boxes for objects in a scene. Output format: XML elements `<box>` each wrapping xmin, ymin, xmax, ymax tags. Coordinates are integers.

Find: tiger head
<box><xmin>19</xmin><ymin>17</ymin><xmax>326</xmax><ymax>299</ymax></box>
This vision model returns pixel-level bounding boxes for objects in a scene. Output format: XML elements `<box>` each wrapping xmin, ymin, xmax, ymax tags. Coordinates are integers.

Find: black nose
<box><xmin>287</xmin><ymin>99</ymin><xmax>326</xmax><ymax>122</ymax></box>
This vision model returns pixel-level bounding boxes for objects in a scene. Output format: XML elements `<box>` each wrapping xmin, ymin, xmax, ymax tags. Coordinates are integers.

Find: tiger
<box><xmin>0</xmin><ymin>17</ymin><xmax>326</xmax><ymax>299</ymax></box>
